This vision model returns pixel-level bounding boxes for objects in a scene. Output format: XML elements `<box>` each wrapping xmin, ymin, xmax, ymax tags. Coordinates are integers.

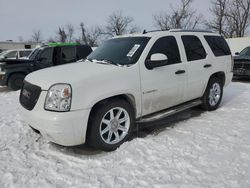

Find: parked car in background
<box><xmin>0</xmin><ymin>43</ymin><xmax>92</xmax><ymax>90</ymax></box>
<box><xmin>20</xmin><ymin>30</ymin><xmax>233</xmax><ymax>151</ymax></box>
<box><xmin>0</xmin><ymin>49</ymin><xmax>33</xmax><ymax>60</ymax></box>
<box><xmin>233</xmin><ymin>46</ymin><xmax>250</xmax><ymax>78</ymax></box>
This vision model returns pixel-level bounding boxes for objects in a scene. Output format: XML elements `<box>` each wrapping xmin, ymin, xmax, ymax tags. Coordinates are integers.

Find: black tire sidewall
<box><xmin>8</xmin><ymin>74</ymin><xmax>25</xmax><ymax>91</ymax></box>
<box><xmin>87</xmin><ymin>99</ymin><xmax>135</xmax><ymax>151</ymax></box>
<box><xmin>202</xmin><ymin>77</ymin><xmax>223</xmax><ymax>111</ymax></box>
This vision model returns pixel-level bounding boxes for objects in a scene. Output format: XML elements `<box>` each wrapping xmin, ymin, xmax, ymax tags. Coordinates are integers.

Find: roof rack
<box><xmin>142</xmin><ymin>29</ymin><xmax>214</xmax><ymax>34</ymax></box>
<box><xmin>48</xmin><ymin>42</ymin><xmax>80</xmax><ymax>47</ymax></box>
<box><xmin>142</xmin><ymin>29</ymin><xmax>168</xmax><ymax>34</ymax></box>
<box><xmin>169</xmin><ymin>29</ymin><xmax>214</xmax><ymax>33</ymax></box>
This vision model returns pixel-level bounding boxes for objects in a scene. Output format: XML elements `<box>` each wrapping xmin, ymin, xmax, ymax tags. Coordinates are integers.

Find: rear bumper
<box><xmin>20</xmin><ymin>91</ymin><xmax>91</xmax><ymax>146</ymax></box>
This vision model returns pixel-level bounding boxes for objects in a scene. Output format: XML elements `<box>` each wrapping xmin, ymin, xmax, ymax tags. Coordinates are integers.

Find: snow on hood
<box><xmin>25</xmin><ymin>60</ymin><xmax>123</xmax><ymax>90</ymax></box>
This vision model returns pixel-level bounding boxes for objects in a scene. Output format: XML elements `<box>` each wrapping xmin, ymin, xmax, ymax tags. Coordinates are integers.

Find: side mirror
<box><xmin>235</xmin><ymin>52</ymin><xmax>239</xmax><ymax>56</ymax></box>
<box><xmin>145</xmin><ymin>53</ymin><xmax>168</xmax><ymax>70</ymax></box>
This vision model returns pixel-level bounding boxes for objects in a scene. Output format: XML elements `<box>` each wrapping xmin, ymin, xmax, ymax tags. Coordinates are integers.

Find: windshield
<box><xmin>28</xmin><ymin>48</ymin><xmax>42</xmax><ymax>60</ymax></box>
<box><xmin>239</xmin><ymin>47</ymin><xmax>250</xmax><ymax>56</ymax></box>
<box><xmin>87</xmin><ymin>37</ymin><xmax>150</xmax><ymax>65</ymax></box>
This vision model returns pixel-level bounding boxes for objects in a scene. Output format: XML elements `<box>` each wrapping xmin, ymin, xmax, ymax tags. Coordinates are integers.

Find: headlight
<box><xmin>44</xmin><ymin>84</ymin><xmax>72</xmax><ymax>112</ymax></box>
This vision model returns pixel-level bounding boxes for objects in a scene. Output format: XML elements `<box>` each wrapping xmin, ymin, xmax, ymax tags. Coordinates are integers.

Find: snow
<box><xmin>0</xmin><ymin>82</ymin><xmax>250</xmax><ymax>188</ymax></box>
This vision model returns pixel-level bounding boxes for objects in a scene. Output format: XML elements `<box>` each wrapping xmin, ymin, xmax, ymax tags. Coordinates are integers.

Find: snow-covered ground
<box><xmin>0</xmin><ymin>82</ymin><xmax>250</xmax><ymax>188</ymax></box>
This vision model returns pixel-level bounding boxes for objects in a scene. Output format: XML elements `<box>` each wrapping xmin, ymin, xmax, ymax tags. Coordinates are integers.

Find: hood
<box><xmin>234</xmin><ymin>55</ymin><xmax>250</xmax><ymax>61</ymax></box>
<box><xmin>25</xmin><ymin>60</ymin><xmax>128</xmax><ymax>90</ymax></box>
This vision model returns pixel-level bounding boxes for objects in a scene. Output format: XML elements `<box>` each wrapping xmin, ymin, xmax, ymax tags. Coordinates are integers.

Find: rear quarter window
<box><xmin>204</xmin><ymin>36</ymin><xmax>231</xmax><ymax>57</ymax></box>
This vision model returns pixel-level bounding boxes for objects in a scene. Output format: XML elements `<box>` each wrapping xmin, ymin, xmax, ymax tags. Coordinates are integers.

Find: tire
<box><xmin>8</xmin><ymin>73</ymin><xmax>25</xmax><ymax>91</ymax></box>
<box><xmin>201</xmin><ymin>77</ymin><xmax>223</xmax><ymax>111</ymax></box>
<box><xmin>87</xmin><ymin>99</ymin><xmax>135</xmax><ymax>151</ymax></box>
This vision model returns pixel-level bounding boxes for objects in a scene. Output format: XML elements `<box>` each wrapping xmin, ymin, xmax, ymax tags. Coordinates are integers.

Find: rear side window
<box><xmin>148</xmin><ymin>36</ymin><xmax>181</xmax><ymax>65</ymax></box>
<box><xmin>76</xmin><ymin>45</ymin><xmax>92</xmax><ymax>60</ymax></box>
<box><xmin>182</xmin><ymin>35</ymin><xmax>207</xmax><ymax>61</ymax></box>
<box><xmin>61</xmin><ymin>46</ymin><xmax>76</xmax><ymax>64</ymax></box>
<box><xmin>20</xmin><ymin>50</ymin><xmax>31</xmax><ymax>57</ymax></box>
<box><xmin>204</xmin><ymin>36</ymin><xmax>231</xmax><ymax>56</ymax></box>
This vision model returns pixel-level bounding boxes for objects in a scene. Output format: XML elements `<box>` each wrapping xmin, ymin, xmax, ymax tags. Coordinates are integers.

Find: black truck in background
<box><xmin>0</xmin><ymin>43</ymin><xmax>92</xmax><ymax>90</ymax></box>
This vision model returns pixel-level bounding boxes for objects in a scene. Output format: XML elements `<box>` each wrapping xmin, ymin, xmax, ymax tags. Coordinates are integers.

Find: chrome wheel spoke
<box><xmin>102</xmin><ymin>119</ymin><xmax>110</xmax><ymax>126</ymax></box>
<box><xmin>115</xmin><ymin>109</ymin><xmax>122</xmax><ymax>119</ymax></box>
<box><xmin>118</xmin><ymin>125</ymin><xmax>128</xmax><ymax>133</ymax></box>
<box><xmin>119</xmin><ymin>116</ymin><xmax>128</xmax><ymax>124</ymax></box>
<box><xmin>101</xmin><ymin>126</ymin><xmax>110</xmax><ymax>135</ymax></box>
<box><xmin>109</xmin><ymin>109</ymin><xmax>115</xmax><ymax>119</ymax></box>
<box><xmin>114</xmin><ymin>132</ymin><xmax>120</xmax><ymax>142</ymax></box>
<box><xmin>107</xmin><ymin>131</ymin><xmax>113</xmax><ymax>142</ymax></box>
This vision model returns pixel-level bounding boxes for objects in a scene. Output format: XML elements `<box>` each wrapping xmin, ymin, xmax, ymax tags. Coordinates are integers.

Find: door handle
<box><xmin>204</xmin><ymin>64</ymin><xmax>212</xmax><ymax>68</ymax></box>
<box><xmin>175</xmin><ymin>70</ymin><xmax>186</xmax><ymax>74</ymax></box>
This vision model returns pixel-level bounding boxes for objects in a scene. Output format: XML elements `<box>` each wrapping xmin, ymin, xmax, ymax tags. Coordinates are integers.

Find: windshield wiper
<box><xmin>93</xmin><ymin>59</ymin><xmax>123</xmax><ymax>66</ymax></box>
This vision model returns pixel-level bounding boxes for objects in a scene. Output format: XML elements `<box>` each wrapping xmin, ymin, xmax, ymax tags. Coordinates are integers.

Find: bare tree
<box><xmin>207</xmin><ymin>0</ymin><xmax>227</xmax><ymax>35</ymax></box>
<box><xmin>79</xmin><ymin>22</ymin><xmax>102</xmax><ymax>46</ymax></box>
<box><xmin>227</xmin><ymin>0</ymin><xmax>250</xmax><ymax>37</ymax></box>
<box><xmin>56</xmin><ymin>27</ymin><xmax>67</xmax><ymax>42</ymax></box>
<box><xmin>66</xmin><ymin>24</ymin><xmax>75</xmax><ymax>42</ymax></box>
<box><xmin>153</xmin><ymin>0</ymin><xmax>202</xmax><ymax>30</ymax></box>
<box><xmin>105</xmin><ymin>11</ymin><xmax>139</xmax><ymax>36</ymax></box>
<box><xmin>208</xmin><ymin>0</ymin><xmax>250</xmax><ymax>37</ymax></box>
<box><xmin>31</xmin><ymin>29</ymin><xmax>43</xmax><ymax>43</ymax></box>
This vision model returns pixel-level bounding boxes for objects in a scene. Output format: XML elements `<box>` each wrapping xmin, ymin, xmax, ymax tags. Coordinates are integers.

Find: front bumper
<box><xmin>20</xmin><ymin>91</ymin><xmax>91</xmax><ymax>146</ymax></box>
<box><xmin>233</xmin><ymin>68</ymin><xmax>250</xmax><ymax>78</ymax></box>
<box><xmin>0</xmin><ymin>68</ymin><xmax>7</xmax><ymax>86</ymax></box>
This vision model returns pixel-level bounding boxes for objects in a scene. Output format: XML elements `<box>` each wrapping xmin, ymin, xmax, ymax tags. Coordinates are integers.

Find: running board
<box><xmin>136</xmin><ymin>99</ymin><xmax>202</xmax><ymax>124</ymax></box>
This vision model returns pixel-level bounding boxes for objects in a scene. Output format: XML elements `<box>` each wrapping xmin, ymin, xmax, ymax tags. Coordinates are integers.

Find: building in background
<box><xmin>226</xmin><ymin>37</ymin><xmax>250</xmax><ymax>55</ymax></box>
<box><xmin>0</xmin><ymin>41</ymin><xmax>39</xmax><ymax>53</ymax></box>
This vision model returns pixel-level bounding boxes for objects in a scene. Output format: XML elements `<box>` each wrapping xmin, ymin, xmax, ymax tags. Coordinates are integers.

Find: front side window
<box><xmin>87</xmin><ymin>37</ymin><xmax>150</xmax><ymax>65</ymax></box>
<box><xmin>37</xmin><ymin>47</ymin><xmax>53</xmax><ymax>65</ymax></box>
<box><xmin>204</xmin><ymin>36</ymin><xmax>231</xmax><ymax>57</ymax></box>
<box><xmin>182</xmin><ymin>35</ymin><xmax>207</xmax><ymax>61</ymax></box>
<box><xmin>147</xmin><ymin>36</ymin><xmax>181</xmax><ymax>65</ymax></box>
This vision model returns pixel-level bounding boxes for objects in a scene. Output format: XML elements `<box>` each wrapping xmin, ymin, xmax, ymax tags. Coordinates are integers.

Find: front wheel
<box><xmin>8</xmin><ymin>73</ymin><xmax>25</xmax><ymax>91</ymax></box>
<box><xmin>201</xmin><ymin>77</ymin><xmax>223</xmax><ymax>111</ymax></box>
<box><xmin>87</xmin><ymin>99</ymin><xmax>135</xmax><ymax>151</ymax></box>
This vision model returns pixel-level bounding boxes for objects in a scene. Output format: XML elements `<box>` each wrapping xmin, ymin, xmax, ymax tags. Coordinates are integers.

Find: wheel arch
<box><xmin>209</xmin><ymin>71</ymin><xmax>225</xmax><ymax>86</ymax></box>
<box><xmin>7</xmin><ymin>71</ymin><xmax>27</xmax><ymax>85</ymax></box>
<box><xmin>88</xmin><ymin>94</ymin><xmax>137</xmax><ymax>119</ymax></box>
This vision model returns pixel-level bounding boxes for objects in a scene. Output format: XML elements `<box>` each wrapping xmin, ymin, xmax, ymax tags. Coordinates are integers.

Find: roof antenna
<box><xmin>142</xmin><ymin>30</ymin><xmax>147</xmax><ymax>34</ymax></box>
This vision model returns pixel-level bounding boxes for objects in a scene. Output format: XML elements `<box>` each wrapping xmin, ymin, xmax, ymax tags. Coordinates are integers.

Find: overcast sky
<box><xmin>0</xmin><ymin>0</ymin><xmax>212</xmax><ymax>42</ymax></box>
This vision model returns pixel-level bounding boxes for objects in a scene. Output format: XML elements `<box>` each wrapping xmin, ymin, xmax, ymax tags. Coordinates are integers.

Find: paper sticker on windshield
<box><xmin>127</xmin><ymin>44</ymin><xmax>140</xmax><ymax>57</ymax></box>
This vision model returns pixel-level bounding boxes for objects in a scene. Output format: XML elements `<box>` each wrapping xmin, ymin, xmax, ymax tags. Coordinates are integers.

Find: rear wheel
<box><xmin>8</xmin><ymin>73</ymin><xmax>25</xmax><ymax>91</ymax></box>
<box><xmin>201</xmin><ymin>77</ymin><xmax>223</xmax><ymax>111</ymax></box>
<box><xmin>87</xmin><ymin>99</ymin><xmax>135</xmax><ymax>151</ymax></box>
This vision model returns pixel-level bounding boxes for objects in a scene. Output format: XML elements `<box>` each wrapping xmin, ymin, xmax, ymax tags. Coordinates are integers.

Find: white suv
<box><xmin>19</xmin><ymin>30</ymin><xmax>233</xmax><ymax>151</ymax></box>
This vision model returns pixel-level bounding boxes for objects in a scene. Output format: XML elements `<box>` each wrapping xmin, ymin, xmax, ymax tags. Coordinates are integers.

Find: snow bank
<box><xmin>0</xmin><ymin>82</ymin><xmax>250</xmax><ymax>188</ymax></box>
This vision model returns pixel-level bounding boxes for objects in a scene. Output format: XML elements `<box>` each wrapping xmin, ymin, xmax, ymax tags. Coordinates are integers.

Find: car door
<box><xmin>181</xmin><ymin>35</ymin><xmax>211</xmax><ymax>101</ymax></box>
<box><xmin>140</xmin><ymin>36</ymin><xmax>186</xmax><ymax>116</ymax></box>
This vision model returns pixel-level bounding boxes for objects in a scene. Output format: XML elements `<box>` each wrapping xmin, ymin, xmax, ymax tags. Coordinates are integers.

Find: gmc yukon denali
<box><xmin>19</xmin><ymin>30</ymin><xmax>233</xmax><ymax>151</ymax></box>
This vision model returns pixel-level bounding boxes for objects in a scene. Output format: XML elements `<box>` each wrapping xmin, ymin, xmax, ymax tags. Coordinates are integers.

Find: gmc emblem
<box><xmin>22</xmin><ymin>89</ymin><xmax>31</xmax><ymax>99</ymax></box>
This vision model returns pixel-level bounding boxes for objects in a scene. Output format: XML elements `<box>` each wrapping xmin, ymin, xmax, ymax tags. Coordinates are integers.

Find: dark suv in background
<box><xmin>0</xmin><ymin>43</ymin><xmax>92</xmax><ymax>90</ymax></box>
<box><xmin>233</xmin><ymin>46</ymin><xmax>250</xmax><ymax>79</ymax></box>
